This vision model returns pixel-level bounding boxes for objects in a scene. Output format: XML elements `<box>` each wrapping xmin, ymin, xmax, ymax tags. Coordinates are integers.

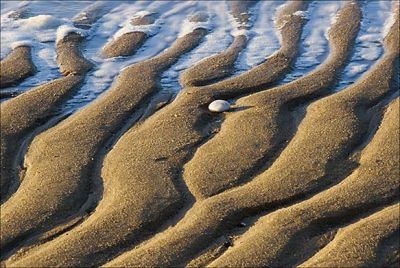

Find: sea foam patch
<box><xmin>56</xmin><ymin>24</ymin><xmax>88</xmax><ymax>43</ymax></box>
<box><xmin>113</xmin><ymin>11</ymin><xmax>161</xmax><ymax>39</ymax></box>
<box><xmin>62</xmin><ymin>1</ymin><xmax>202</xmax><ymax>112</ymax></box>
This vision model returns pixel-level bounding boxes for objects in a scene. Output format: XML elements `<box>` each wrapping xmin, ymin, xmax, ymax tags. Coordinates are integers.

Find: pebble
<box><xmin>208</xmin><ymin>100</ymin><xmax>230</xmax><ymax>112</ymax></box>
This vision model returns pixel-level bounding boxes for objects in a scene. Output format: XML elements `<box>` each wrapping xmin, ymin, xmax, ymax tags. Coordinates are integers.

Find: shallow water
<box><xmin>280</xmin><ymin>0</ymin><xmax>344</xmax><ymax>84</ymax></box>
<box><xmin>1</xmin><ymin>0</ymin><xmax>396</xmax><ymax>111</ymax></box>
<box><xmin>337</xmin><ymin>0</ymin><xmax>394</xmax><ymax>90</ymax></box>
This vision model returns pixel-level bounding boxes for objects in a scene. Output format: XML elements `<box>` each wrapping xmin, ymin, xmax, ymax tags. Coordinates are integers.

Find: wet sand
<box><xmin>0</xmin><ymin>46</ymin><xmax>36</xmax><ymax>88</ymax></box>
<box><xmin>0</xmin><ymin>0</ymin><xmax>399</xmax><ymax>267</ymax></box>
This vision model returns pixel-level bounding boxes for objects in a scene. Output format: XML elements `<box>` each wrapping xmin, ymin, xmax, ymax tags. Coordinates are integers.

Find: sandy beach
<box><xmin>0</xmin><ymin>0</ymin><xmax>399</xmax><ymax>267</ymax></box>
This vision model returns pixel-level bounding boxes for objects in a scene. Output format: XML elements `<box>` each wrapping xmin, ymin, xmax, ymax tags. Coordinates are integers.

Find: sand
<box><xmin>1</xmin><ymin>0</ymin><xmax>399</xmax><ymax>267</ymax></box>
<box><xmin>0</xmin><ymin>46</ymin><xmax>36</xmax><ymax>88</ymax></box>
<box><xmin>101</xmin><ymin>12</ymin><xmax>159</xmax><ymax>58</ymax></box>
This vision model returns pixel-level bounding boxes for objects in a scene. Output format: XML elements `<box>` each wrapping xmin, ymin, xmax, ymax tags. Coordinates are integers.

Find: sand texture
<box><xmin>0</xmin><ymin>47</ymin><xmax>36</xmax><ymax>88</ymax></box>
<box><xmin>0</xmin><ymin>0</ymin><xmax>399</xmax><ymax>267</ymax></box>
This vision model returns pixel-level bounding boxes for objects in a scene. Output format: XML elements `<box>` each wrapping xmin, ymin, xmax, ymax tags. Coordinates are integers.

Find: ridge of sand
<box><xmin>0</xmin><ymin>76</ymin><xmax>83</xmax><ymax>202</ymax></box>
<box><xmin>102</xmin><ymin>13</ymin><xmax>159</xmax><ymax>58</ymax></box>
<box><xmin>0</xmin><ymin>10</ymin><xmax>102</xmax><ymax>204</ymax></box>
<box><xmin>99</xmin><ymin>3</ymin><xmax>399</xmax><ymax>267</ymax></box>
<box><xmin>0</xmin><ymin>46</ymin><xmax>36</xmax><ymax>88</ymax></box>
<box><xmin>203</xmin><ymin>1</ymin><xmax>309</xmax><ymax>98</ymax></box>
<box><xmin>180</xmin><ymin>35</ymin><xmax>247</xmax><ymax>87</ymax></box>
<box><xmin>209</xmin><ymin>97</ymin><xmax>400</xmax><ymax>267</ymax></box>
<box><xmin>184</xmin><ymin>1</ymin><xmax>362</xmax><ymax>199</ymax></box>
<box><xmin>102</xmin><ymin>32</ymin><xmax>148</xmax><ymax>59</ymax></box>
<box><xmin>1</xmin><ymin>28</ymin><xmax>208</xmax><ymax>266</ymax></box>
<box><xmin>3</xmin><ymin>2</ymin><xmax>307</xmax><ymax>266</ymax></box>
<box><xmin>1</xmin><ymin>1</ymin><xmax>398</xmax><ymax>267</ymax></box>
<box><xmin>56</xmin><ymin>33</ymin><xmax>93</xmax><ymax>75</ymax></box>
<box><xmin>300</xmin><ymin>203</ymin><xmax>399</xmax><ymax>267</ymax></box>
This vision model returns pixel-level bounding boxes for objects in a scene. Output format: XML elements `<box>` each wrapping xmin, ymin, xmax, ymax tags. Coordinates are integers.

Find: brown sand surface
<box><xmin>3</xmin><ymin>1</ymin><xmax>304</xmax><ymax>266</ymax></box>
<box><xmin>0</xmin><ymin>46</ymin><xmax>36</xmax><ymax>88</ymax></box>
<box><xmin>300</xmin><ymin>203</ymin><xmax>400</xmax><ymax>267</ymax></box>
<box><xmin>1</xmin><ymin>29</ymin><xmax>207</xmax><ymax>266</ymax></box>
<box><xmin>0</xmin><ymin>76</ymin><xmax>83</xmax><ymax>202</ymax></box>
<box><xmin>56</xmin><ymin>33</ymin><xmax>93</xmax><ymax>75</ymax></box>
<box><xmin>1</xmin><ymin>1</ymin><xmax>399</xmax><ymax>267</ymax></box>
<box><xmin>185</xmin><ymin>2</ymin><xmax>362</xmax><ymax>199</ymax></box>
<box><xmin>102</xmin><ymin>32</ymin><xmax>148</xmax><ymax>59</ymax></box>
<box><xmin>210</xmin><ymin>97</ymin><xmax>400</xmax><ymax>267</ymax></box>
<box><xmin>0</xmin><ymin>13</ymin><xmax>101</xmax><ymax>203</ymax></box>
<box><xmin>102</xmin><ymin>12</ymin><xmax>159</xmax><ymax>58</ymax></box>
<box><xmin>180</xmin><ymin>35</ymin><xmax>247</xmax><ymax>87</ymax></box>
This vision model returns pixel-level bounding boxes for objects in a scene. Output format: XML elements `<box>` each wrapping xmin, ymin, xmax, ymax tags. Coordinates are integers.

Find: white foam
<box><xmin>56</xmin><ymin>24</ymin><xmax>87</xmax><ymax>43</ymax></box>
<box><xmin>383</xmin><ymin>4</ymin><xmax>397</xmax><ymax>37</ymax></box>
<box><xmin>230</xmin><ymin>28</ymin><xmax>250</xmax><ymax>38</ymax></box>
<box><xmin>1</xmin><ymin>14</ymin><xmax>66</xmax><ymax>57</ymax></box>
<box><xmin>178</xmin><ymin>18</ymin><xmax>211</xmax><ymax>38</ymax></box>
<box><xmin>160</xmin><ymin>1</ymin><xmax>233</xmax><ymax>93</ymax></box>
<box><xmin>62</xmin><ymin>1</ymin><xmax>202</xmax><ymax>112</ymax></box>
<box><xmin>11</xmin><ymin>40</ymin><xmax>34</xmax><ymax>49</ymax></box>
<box><xmin>293</xmin><ymin>10</ymin><xmax>309</xmax><ymax>19</ymax></box>
<box><xmin>114</xmin><ymin>12</ymin><xmax>161</xmax><ymax>39</ymax></box>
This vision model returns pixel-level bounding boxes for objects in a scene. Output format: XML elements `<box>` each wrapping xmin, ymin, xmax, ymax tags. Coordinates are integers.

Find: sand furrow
<box><xmin>0</xmin><ymin>1</ymin><xmax>397</xmax><ymax>266</ymax></box>
<box><xmin>0</xmin><ymin>76</ymin><xmax>83</xmax><ymax>203</ymax></box>
<box><xmin>0</xmin><ymin>11</ymin><xmax>100</xmax><ymax>204</ymax></box>
<box><xmin>209</xmin><ymin>97</ymin><xmax>400</xmax><ymax>267</ymax></box>
<box><xmin>184</xmin><ymin>1</ymin><xmax>361</xmax><ymax>199</ymax></box>
<box><xmin>2</xmin><ymin>2</ymin><xmax>309</xmax><ymax>266</ymax></box>
<box><xmin>300</xmin><ymin>203</ymin><xmax>399</xmax><ymax>268</ymax></box>
<box><xmin>1</xmin><ymin>29</ymin><xmax>208</xmax><ymax>267</ymax></box>
<box><xmin>101</xmin><ymin>4</ymin><xmax>399</xmax><ymax>266</ymax></box>
<box><xmin>0</xmin><ymin>46</ymin><xmax>36</xmax><ymax>88</ymax></box>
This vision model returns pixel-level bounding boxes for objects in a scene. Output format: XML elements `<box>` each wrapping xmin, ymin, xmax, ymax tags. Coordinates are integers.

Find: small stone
<box><xmin>208</xmin><ymin>100</ymin><xmax>230</xmax><ymax>112</ymax></box>
<box><xmin>238</xmin><ymin>222</ymin><xmax>247</xmax><ymax>227</ymax></box>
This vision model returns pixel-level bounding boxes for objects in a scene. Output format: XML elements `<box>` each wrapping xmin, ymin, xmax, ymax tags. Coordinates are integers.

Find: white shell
<box><xmin>208</xmin><ymin>100</ymin><xmax>230</xmax><ymax>112</ymax></box>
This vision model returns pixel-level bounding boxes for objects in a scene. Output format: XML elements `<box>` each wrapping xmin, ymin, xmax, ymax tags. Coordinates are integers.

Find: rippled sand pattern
<box><xmin>0</xmin><ymin>1</ymin><xmax>399</xmax><ymax>267</ymax></box>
